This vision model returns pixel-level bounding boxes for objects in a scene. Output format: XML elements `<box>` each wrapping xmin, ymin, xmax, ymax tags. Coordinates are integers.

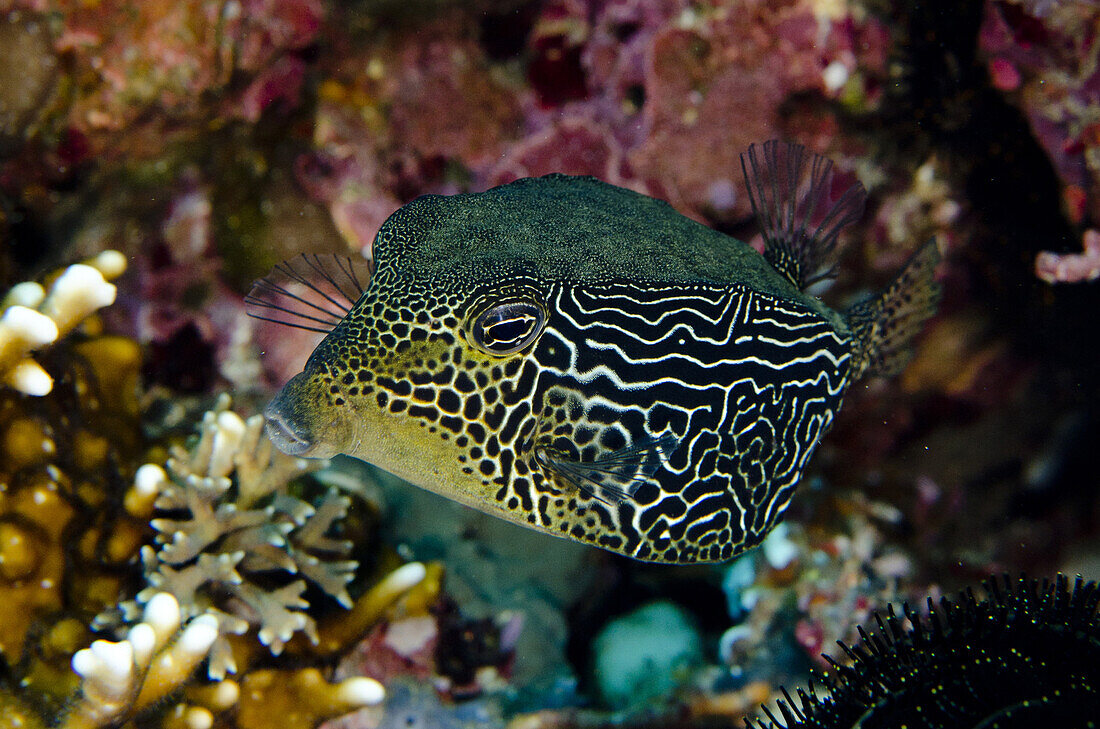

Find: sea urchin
<box><xmin>750</xmin><ymin>573</ymin><xmax>1100</xmax><ymax>729</ymax></box>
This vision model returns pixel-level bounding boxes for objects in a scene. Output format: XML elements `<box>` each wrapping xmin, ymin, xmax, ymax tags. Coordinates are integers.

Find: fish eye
<box><xmin>470</xmin><ymin>300</ymin><xmax>546</xmax><ymax>356</ymax></box>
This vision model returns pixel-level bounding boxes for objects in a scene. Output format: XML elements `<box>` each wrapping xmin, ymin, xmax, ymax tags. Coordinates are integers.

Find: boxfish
<box><xmin>248</xmin><ymin>141</ymin><xmax>941</xmax><ymax>564</ymax></box>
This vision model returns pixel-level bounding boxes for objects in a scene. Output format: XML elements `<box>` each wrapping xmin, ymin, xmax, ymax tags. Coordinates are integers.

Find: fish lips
<box><xmin>262</xmin><ymin>376</ymin><xmax>345</xmax><ymax>459</ymax></box>
<box><xmin>263</xmin><ymin>404</ymin><xmax>316</xmax><ymax>456</ymax></box>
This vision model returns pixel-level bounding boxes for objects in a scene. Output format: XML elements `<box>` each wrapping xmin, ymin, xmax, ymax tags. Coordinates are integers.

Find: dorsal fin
<box><xmin>846</xmin><ymin>238</ymin><xmax>942</xmax><ymax>379</ymax></box>
<box><xmin>244</xmin><ymin>253</ymin><xmax>373</xmax><ymax>334</ymax></box>
<box><xmin>740</xmin><ymin>140</ymin><xmax>867</xmax><ymax>290</ymax></box>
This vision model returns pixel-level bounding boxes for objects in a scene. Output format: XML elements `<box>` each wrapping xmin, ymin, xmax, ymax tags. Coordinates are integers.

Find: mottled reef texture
<box><xmin>0</xmin><ymin>0</ymin><xmax>1097</xmax><ymax>727</ymax></box>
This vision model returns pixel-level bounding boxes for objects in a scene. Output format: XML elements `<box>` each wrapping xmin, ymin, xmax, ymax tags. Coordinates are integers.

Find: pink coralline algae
<box><xmin>385</xmin><ymin>23</ymin><xmax>523</xmax><ymax>168</ymax></box>
<box><xmin>979</xmin><ymin>1</ymin><xmax>1096</xmax><ymax>210</ymax></box>
<box><xmin>488</xmin><ymin>116</ymin><xmax>632</xmax><ymax>186</ymax></box>
<box><xmin>297</xmin><ymin>14</ymin><xmax>523</xmax><ymax>254</ymax></box>
<box><xmin>515</xmin><ymin>0</ymin><xmax>893</xmax><ymax>223</ymax></box>
<box><xmin>1036</xmin><ymin>228</ymin><xmax>1100</xmax><ymax>283</ymax></box>
<box><xmin>324</xmin><ymin>605</ymin><xmax>519</xmax><ymax>728</ymax></box>
<box><xmin>979</xmin><ymin>0</ymin><xmax>1100</xmax><ymax>276</ymax></box>
<box><xmin>233</xmin><ymin>54</ymin><xmax>308</xmax><ymax>124</ymax></box>
<box><xmin>233</xmin><ymin>0</ymin><xmax>323</xmax><ymax>72</ymax></box>
<box><xmin>4</xmin><ymin>0</ymin><xmax>322</xmax><ymax>163</ymax></box>
<box><xmin>334</xmin><ymin>616</ymin><xmax>438</xmax><ymax>687</ymax></box>
<box><xmin>307</xmin><ymin>0</ymin><xmax>892</xmax><ymax>245</ymax></box>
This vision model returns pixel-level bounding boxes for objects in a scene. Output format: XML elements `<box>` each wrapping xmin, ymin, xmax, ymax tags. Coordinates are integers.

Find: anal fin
<box><xmin>846</xmin><ymin>238</ymin><xmax>942</xmax><ymax>379</ymax></box>
<box><xmin>740</xmin><ymin>140</ymin><xmax>867</xmax><ymax>290</ymax></box>
<box><xmin>537</xmin><ymin>433</ymin><xmax>679</xmax><ymax>505</ymax></box>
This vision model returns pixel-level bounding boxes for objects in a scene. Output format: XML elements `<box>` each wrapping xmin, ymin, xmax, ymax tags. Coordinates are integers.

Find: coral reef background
<box><xmin>0</xmin><ymin>0</ymin><xmax>1097</xmax><ymax>727</ymax></box>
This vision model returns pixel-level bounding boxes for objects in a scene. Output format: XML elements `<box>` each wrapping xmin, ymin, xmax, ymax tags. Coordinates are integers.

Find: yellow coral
<box><xmin>72</xmin><ymin>335</ymin><xmax>143</xmax><ymax>421</ymax></box>
<box><xmin>237</xmin><ymin>668</ymin><xmax>383</xmax><ymax>729</ymax></box>
<box><xmin>0</xmin><ymin>689</ymin><xmax>47</xmax><ymax>729</ymax></box>
<box><xmin>19</xmin><ymin>617</ymin><xmax>87</xmax><ymax>707</ymax></box>
<box><xmin>0</xmin><ymin>475</ymin><xmax>75</xmax><ymax>658</ymax></box>
<box><xmin>63</xmin><ymin>593</ymin><xmax>220</xmax><ymax>729</ymax></box>
<box><xmin>0</xmin><ymin>251</ymin><xmax>126</xmax><ymax>396</ymax></box>
<box><xmin>0</xmin><ymin>253</ymin><xmax>145</xmax><ymax>662</ymax></box>
<box><xmin>312</xmin><ymin>561</ymin><xmax>434</xmax><ymax>656</ymax></box>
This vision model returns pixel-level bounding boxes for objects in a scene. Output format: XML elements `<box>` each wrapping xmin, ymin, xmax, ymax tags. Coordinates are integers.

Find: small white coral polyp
<box><xmin>0</xmin><ymin>250</ymin><xmax>126</xmax><ymax>396</ymax></box>
<box><xmin>67</xmin><ymin>592</ymin><xmax>220</xmax><ymax>729</ymax></box>
<box><xmin>115</xmin><ymin>395</ymin><xmax>358</xmax><ymax>679</ymax></box>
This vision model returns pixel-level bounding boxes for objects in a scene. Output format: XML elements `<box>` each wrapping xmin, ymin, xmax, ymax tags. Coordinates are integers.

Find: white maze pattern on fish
<box><xmin>528</xmin><ymin>281</ymin><xmax>852</xmax><ymax>562</ymax></box>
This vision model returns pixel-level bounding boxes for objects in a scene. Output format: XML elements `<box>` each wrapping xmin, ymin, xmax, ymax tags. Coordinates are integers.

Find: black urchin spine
<box><xmin>748</xmin><ymin>574</ymin><xmax>1100</xmax><ymax>729</ymax></box>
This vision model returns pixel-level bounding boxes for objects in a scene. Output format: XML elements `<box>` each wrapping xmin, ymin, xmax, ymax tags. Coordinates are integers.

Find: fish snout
<box><xmin>263</xmin><ymin>400</ymin><xmax>316</xmax><ymax>457</ymax></box>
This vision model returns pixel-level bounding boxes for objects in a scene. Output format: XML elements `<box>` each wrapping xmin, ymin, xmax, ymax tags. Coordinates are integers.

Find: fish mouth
<box><xmin>263</xmin><ymin>404</ymin><xmax>315</xmax><ymax>457</ymax></box>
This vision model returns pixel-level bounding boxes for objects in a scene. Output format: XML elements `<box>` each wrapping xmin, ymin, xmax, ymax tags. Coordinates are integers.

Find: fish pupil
<box><xmin>472</xmin><ymin>301</ymin><xmax>545</xmax><ymax>355</ymax></box>
<box><xmin>485</xmin><ymin>315</ymin><xmax>533</xmax><ymax>345</ymax></box>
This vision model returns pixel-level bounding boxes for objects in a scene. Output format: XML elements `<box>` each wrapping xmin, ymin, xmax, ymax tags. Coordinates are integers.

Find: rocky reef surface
<box><xmin>0</xmin><ymin>0</ymin><xmax>1096</xmax><ymax>727</ymax></box>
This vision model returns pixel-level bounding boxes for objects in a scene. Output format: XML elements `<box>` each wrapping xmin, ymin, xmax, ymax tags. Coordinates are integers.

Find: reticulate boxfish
<box><xmin>248</xmin><ymin>141</ymin><xmax>941</xmax><ymax>564</ymax></box>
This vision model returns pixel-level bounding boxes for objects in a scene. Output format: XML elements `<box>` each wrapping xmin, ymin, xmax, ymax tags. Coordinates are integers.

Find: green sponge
<box><xmin>591</xmin><ymin>600</ymin><xmax>703</xmax><ymax>710</ymax></box>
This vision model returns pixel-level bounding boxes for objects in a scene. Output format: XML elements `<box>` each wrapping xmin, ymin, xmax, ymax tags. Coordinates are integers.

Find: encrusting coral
<box><xmin>108</xmin><ymin>394</ymin><xmax>360</xmax><ymax>679</ymax></box>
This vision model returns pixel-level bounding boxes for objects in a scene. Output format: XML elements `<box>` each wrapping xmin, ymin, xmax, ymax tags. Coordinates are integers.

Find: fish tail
<box><xmin>846</xmin><ymin>238</ymin><xmax>942</xmax><ymax>379</ymax></box>
<box><xmin>740</xmin><ymin>140</ymin><xmax>867</xmax><ymax>290</ymax></box>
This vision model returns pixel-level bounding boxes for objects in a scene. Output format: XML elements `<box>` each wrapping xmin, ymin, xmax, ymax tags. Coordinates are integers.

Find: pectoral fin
<box><xmin>537</xmin><ymin>433</ymin><xmax>680</xmax><ymax>505</ymax></box>
<box><xmin>245</xmin><ymin>253</ymin><xmax>373</xmax><ymax>333</ymax></box>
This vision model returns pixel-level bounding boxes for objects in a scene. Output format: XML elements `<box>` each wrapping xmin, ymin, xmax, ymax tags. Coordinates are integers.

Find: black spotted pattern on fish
<box><xmin>250</xmin><ymin>140</ymin><xmax>941</xmax><ymax>564</ymax></box>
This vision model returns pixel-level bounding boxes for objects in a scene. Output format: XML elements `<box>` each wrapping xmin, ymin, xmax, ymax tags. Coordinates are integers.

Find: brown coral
<box><xmin>0</xmin><ymin>471</ymin><xmax>75</xmax><ymax>659</ymax></box>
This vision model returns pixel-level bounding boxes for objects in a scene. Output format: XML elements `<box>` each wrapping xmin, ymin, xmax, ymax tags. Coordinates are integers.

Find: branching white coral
<box><xmin>64</xmin><ymin>592</ymin><xmax>220</xmax><ymax>729</ymax></box>
<box><xmin>109</xmin><ymin>395</ymin><xmax>359</xmax><ymax>679</ymax></box>
<box><xmin>0</xmin><ymin>250</ymin><xmax>126</xmax><ymax>395</ymax></box>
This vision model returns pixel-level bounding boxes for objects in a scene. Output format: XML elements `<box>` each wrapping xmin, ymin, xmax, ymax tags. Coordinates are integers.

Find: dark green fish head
<box><xmin>254</xmin><ymin>143</ymin><xmax>941</xmax><ymax>564</ymax></box>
